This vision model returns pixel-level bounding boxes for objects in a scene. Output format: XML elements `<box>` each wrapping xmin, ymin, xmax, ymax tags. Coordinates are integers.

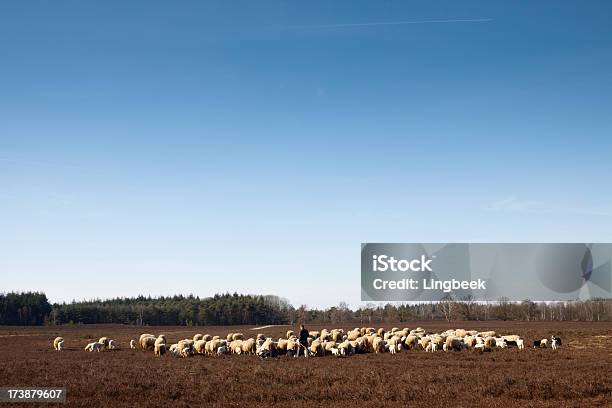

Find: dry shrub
<box><xmin>0</xmin><ymin>322</ymin><xmax>610</xmax><ymax>407</ymax></box>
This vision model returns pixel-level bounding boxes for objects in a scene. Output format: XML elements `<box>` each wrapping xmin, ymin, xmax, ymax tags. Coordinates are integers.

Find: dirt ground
<box><xmin>0</xmin><ymin>321</ymin><xmax>610</xmax><ymax>407</ymax></box>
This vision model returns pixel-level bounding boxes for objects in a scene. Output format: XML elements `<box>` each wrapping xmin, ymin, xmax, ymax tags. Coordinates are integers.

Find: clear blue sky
<box><xmin>1</xmin><ymin>1</ymin><xmax>611</xmax><ymax>308</ymax></box>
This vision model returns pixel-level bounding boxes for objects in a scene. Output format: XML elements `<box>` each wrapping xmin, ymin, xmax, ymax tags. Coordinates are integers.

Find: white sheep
<box><xmin>372</xmin><ymin>337</ymin><xmax>386</xmax><ymax>354</ymax></box>
<box><xmin>404</xmin><ymin>335</ymin><xmax>418</xmax><ymax>350</ymax></box>
<box><xmin>194</xmin><ymin>340</ymin><xmax>207</xmax><ymax>354</ymax></box>
<box><xmin>347</xmin><ymin>330</ymin><xmax>361</xmax><ymax>341</ymax></box>
<box><xmin>130</xmin><ymin>339</ymin><xmax>136</xmax><ymax>349</ymax></box>
<box><xmin>256</xmin><ymin>338</ymin><xmax>277</xmax><ymax>358</ymax></box>
<box><xmin>98</xmin><ymin>337</ymin><xmax>110</xmax><ymax>349</ymax></box>
<box><xmin>85</xmin><ymin>342</ymin><xmax>104</xmax><ymax>352</ymax></box>
<box><xmin>177</xmin><ymin>339</ymin><xmax>194</xmax><ymax>357</ymax></box>
<box><xmin>53</xmin><ymin>337</ymin><xmax>64</xmax><ymax>351</ymax></box>
<box><xmin>170</xmin><ymin>344</ymin><xmax>187</xmax><ymax>358</ymax></box>
<box><xmin>516</xmin><ymin>339</ymin><xmax>524</xmax><ymax>350</ymax></box>
<box><xmin>108</xmin><ymin>339</ymin><xmax>118</xmax><ymax>350</ymax></box>
<box><xmin>484</xmin><ymin>337</ymin><xmax>496</xmax><ymax>348</ymax></box>
<box><xmin>154</xmin><ymin>342</ymin><xmax>166</xmax><ymax>356</ymax></box>
<box><xmin>205</xmin><ymin>339</ymin><xmax>225</xmax><ymax>355</ymax></box>
<box><xmin>388</xmin><ymin>343</ymin><xmax>399</xmax><ymax>354</ymax></box>
<box><xmin>386</xmin><ymin>335</ymin><xmax>402</xmax><ymax>354</ymax></box>
<box><xmin>419</xmin><ymin>336</ymin><xmax>431</xmax><ymax>351</ymax></box>
<box><xmin>57</xmin><ymin>340</ymin><xmax>65</xmax><ymax>351</ymax></box>
<box><xmin>169</xmin><ymin>344</ymin><xmax>180</xmax><ymax>357</ymax></box>
<box><xmin>464</xmin><ymin>336</ymin><xmax>477</xmax><ymax>349</ymax></box>
<box><xmin>495</xmin><ymin>338</ymin><xmax>507</xmax><ymax>349</ymax></box>
<box><xmin>229</xmin><ymin>339</ymin><xmax>244</xmax><ymax>355</ymax></box>
<box><xmin>501</xmin><ymin>334</ymin><xmax>521</xmax><ymax>347</ymax></box>
<box><xmin>551</xmin><ymin>337</ymin><xmax>558</xmax><ymax>350</ymax></box>
<box><xmin>330</xmin><ymin>347</ymin><xmax>340</xmax><ymax>357</ymax></box>
<box><xmin>285</xmin><ymin>339</ymin><xmax>299</xmax><ymax>357</ymax></box>
<box><xmin>241</xmin><ymin>338</ymin><xmax>256</xmax><ymax>355</ymax></box>
<box><xmin>474</xmin><ymin>343</ymin><xmax>486</xmax><ymax>352</ymax></box>
<box><xmin>154</xmin><ymin>336</ymin><xmax>166</xmax><ymax>347</ymax></box>
<box><xmin>140</xmin><ymin>335</ymin><xmax>156</xmax><ymax>351</ymax></box>
<box><xmin>309</xmin><ymin>340</ymin><xmax>324</xmax><ymax>357</ymax></box>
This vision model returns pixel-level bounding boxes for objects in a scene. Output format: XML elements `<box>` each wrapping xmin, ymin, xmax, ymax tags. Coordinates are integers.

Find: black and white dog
<box><xmin>551</xmin><ymin>335</ymin><xmax>561</xmax><ymax>350</ymax></box>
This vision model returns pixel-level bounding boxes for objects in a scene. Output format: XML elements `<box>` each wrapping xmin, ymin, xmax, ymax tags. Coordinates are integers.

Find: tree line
<box><xmin>50</xmin><ymin>293</ymin><xmax>293</xmax><ymax>326</ymax></box>
<box><xmin>0</xmin><ymin>292</ymin><xmax>610</xmax><ymax>325</ymax></box>
<box><xmin>0</xmin><ymin>292</ymin><xmax>52</xmax><ymax>325</ymax></box>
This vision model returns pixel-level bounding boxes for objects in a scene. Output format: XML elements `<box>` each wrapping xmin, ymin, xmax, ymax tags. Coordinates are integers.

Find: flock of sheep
<box><xmin>51</xmin><ymin>326</ymin><xmax>562</xmax><ymax>358</ymax></box>
<box><xmin>52</xmin><ymin>336</ymin><xmax>119</xmax><ymax>352</ymax></box>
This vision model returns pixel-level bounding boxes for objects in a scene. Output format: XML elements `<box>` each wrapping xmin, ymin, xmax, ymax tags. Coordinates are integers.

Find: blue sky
<box><xmin>1</xmin><ymin>1</ymin><xmax>611</xmax><ymax>308</ymax></box>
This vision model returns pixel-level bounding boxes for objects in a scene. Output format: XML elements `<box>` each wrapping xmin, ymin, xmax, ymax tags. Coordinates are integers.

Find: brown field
<box><xmin>0</xmin><ymin>321</ymin><xmax>610</xmax><ymax>407</ymax></box>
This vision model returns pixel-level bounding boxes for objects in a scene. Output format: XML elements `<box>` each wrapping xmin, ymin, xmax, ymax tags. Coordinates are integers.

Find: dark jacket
<box><xmin>299</xmin><ymin>328</ymin><xmax>309</xmax><ymax>344</ymax></box>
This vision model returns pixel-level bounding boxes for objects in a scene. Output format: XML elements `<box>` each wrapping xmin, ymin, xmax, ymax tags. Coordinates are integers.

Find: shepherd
<box><xmin>298</xmin><ymin>324</ymin><xmax>309</xmax><ymax>357</ymax></box>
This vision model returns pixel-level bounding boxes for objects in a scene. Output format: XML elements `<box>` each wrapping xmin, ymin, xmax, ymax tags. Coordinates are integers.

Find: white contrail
<box><xmin>287</xmin><ymin>18</ymin><xmax>493</xmax><ymax>29</ymax></box>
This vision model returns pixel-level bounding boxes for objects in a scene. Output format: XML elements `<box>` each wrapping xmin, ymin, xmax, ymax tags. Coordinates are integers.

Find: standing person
<box><xmin>298</xmin><ymin>324</ymin><xmax>309</xmax><ymax>357</ymax></box>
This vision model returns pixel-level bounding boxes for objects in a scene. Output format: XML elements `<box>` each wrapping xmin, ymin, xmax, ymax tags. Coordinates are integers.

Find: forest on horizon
<box><xmin>1</xmin><ymin>291</ymin><xmax>611</xmax><ymax>326</ymax></box>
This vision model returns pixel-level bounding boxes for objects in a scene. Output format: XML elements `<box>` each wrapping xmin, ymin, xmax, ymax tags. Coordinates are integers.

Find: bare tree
<box><xmin>521</xmin><ymin>299</ymin><xmax>536</xmax><ymax>321</ymax></box>
<box><xmin>439</xmin><ymin>294</ymin><xmax>455</xmax><ymax>322</ymax></box>
<box><xmin>457</xmin><ymin>295</ymin><xmax>477</xmax><ymax>320</ymax></box>
<box><xmin>495</xmin><ymin>297</ymin><xmax>512</xmax><ymax>321</ymax></box>
<box><xmin>296</xmin><ymin>304</ymin><xmax>308</xmax><ymax>324</ymax></box>
<box><xmin>337</xmin><ymin>301</ymin><xmax>349</xmax><ymax>324</ymax></box>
